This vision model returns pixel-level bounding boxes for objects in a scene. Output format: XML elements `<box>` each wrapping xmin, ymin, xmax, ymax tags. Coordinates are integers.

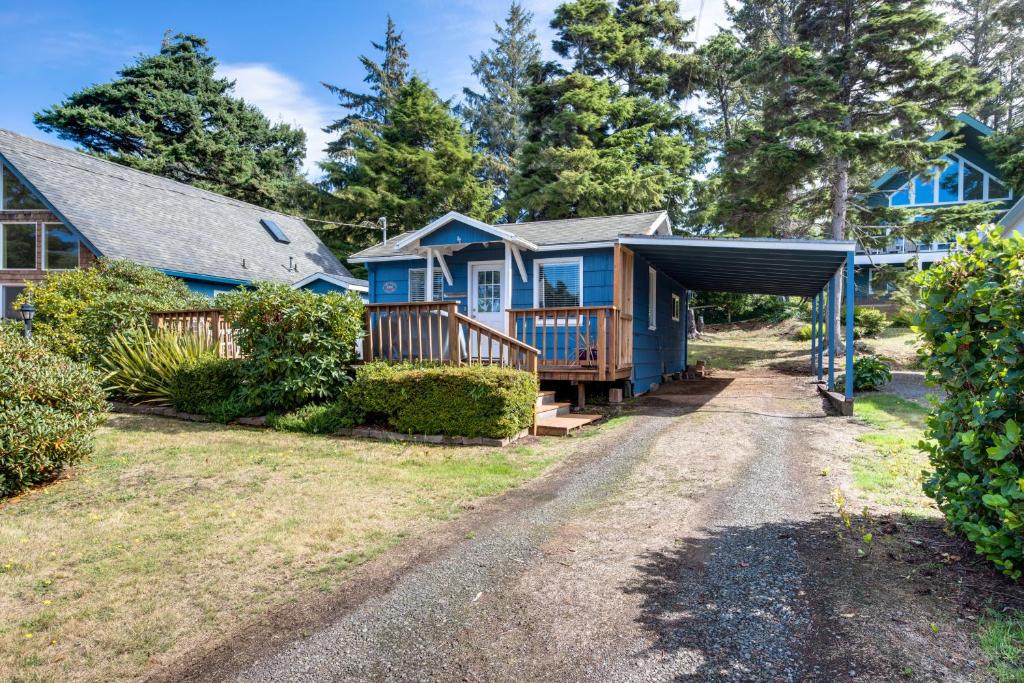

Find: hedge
<box><xmin>167</xmin><ymin>356</ymin><xmax>242</xmax><ymax>415</ymax></box>
<box><xmin>0</xmin><ymin>332</ymin><xmax>106</xmax><ymax>497</ymax></box>
<box><xmin>916</xmin><ymin>230</ymin><xmax>1024</xmax><ymax>579</ymax></box>
<box><xmin>345</xmin><ymin>363</ymin><xmax>538</xmax><ymax>439</ymax></box>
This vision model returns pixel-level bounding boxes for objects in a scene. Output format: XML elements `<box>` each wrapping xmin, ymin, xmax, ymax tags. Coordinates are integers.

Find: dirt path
<box><xmin>223</xmin><ymin>373</ymin><xmax>884</xmax><ymax>682</ymax></box>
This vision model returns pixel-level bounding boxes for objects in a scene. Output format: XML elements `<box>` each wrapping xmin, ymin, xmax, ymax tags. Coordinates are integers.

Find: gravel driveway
<box><xmin>223</xmin><ymin>372</ymin><xmax>871</xmax><ymax>682</ymax></box>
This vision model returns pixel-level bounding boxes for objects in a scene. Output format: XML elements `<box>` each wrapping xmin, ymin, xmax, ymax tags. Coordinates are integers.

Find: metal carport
<box><xmin>619</xmin><ymin>235</ymin><xmax>859</xmax><ymax>409</ymax></box>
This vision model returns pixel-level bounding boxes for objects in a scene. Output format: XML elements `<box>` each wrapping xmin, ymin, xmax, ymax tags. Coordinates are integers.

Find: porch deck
<box><xmin>363</xmin><ymin>302</ymin><xmax>633</xmax><ymax>382</ymax></box>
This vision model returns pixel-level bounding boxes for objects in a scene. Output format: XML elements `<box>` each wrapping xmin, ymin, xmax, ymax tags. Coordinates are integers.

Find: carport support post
<box><xmin>810</xmin><ymin>293</ymin><xmax>818</xmax><ymax>376</ymax></box>
<box><xmin>844</xmin><ymin>252</ymin><xmax>855</xmax><ymax>400</ymax></box>
<box><xmin>820</xmin><ymin>291</ymin><xmax>826</xmax><ymax>377</ymax></box>
<box><xmin>827</xmin><ymin>275</ymin><xmax>836</xmax><ymax>390</ymax></box>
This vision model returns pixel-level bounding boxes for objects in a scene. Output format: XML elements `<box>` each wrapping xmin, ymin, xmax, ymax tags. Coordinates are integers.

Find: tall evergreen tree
<box><xmin>942</xmin><ymin>0</ymin><xmax>1024</xmax><ymax>132</ymax></box>
<box><xmin>458</xmin><ymin>2</ymin><xmax>542</xmax><ymax>214</ymax></box>
<box><xmin>325</xmin><ymin>77</ymin><xmax>494</xmax><ymax>233</ymax></box>
<box><xmin>508</xmin><ymin>0</ymin><xmax>705</xmax><ymax>221</ymax></box>
<box><xmin>321</xmin><ymin>15</ymin><xmax>410</xmax><ymax>158</ymax></box>
<box><xmin>34</xmin><ymin>33</ymin><xmax>307</xmax><ymax>209</ymax></box>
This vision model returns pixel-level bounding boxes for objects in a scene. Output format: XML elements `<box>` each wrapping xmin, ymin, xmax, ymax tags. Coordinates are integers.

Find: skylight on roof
<box><xmin>260</xmin><ymin>218</ymin><xmax>290</xmax><ymax>244</ymax></box>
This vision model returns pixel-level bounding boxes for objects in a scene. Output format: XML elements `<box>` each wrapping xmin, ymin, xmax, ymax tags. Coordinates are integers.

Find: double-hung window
<box><xmin>648</xmin><ymin>267</ymin><xmax>657</xmax><ymax>330</ymax></box>
<box><xmin>409</xmin><ymin>268</ymin><xmax>443</xmax><ymax>302</ymax></box>
<box><xmin>534</xmin><ymin>257</ymin><xmax>582</xmax><ymax>308</ymax></box>
<box><xmin>672</xmin><ymin>293</ymin><xmax>681</xmax><ymax>322</ymax></box>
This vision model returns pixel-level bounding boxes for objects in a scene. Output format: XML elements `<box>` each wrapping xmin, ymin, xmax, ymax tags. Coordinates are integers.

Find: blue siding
<box><xmin>179</xmin><ymin>277</ymin><xmax>239</xmax><ymax>299</ymax></box>
<box><xmin>631</xmin><ymin>251</ymin><xmax>687</xmax><ymax>395</ymax></box>
<box><xmin>365</xmin><ymin>245</ymin><xmax>693</xmax><ymax>394</ymax></box>
<box><xmin>420</xmin><ymin>220</ymin><xmax>500</xmax><ymax>247</ymax></box>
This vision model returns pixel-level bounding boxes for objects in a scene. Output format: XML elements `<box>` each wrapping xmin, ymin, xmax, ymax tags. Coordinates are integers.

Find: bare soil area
<box><xmin>161</xmin><ymin>370</ymin><xmax>1021</xmax><ymax>682</ymax></box>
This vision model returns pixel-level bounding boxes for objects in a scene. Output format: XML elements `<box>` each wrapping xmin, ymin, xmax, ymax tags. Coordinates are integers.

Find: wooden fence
<box><xmin>150</xmin><ymin>309</ymin><xmax>240</xmax><ymax>358</ymax></box>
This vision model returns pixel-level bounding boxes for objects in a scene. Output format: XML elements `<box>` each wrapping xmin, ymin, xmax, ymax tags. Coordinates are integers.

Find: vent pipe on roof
<box><xmin>379</xmin><ymin>216</ymin><xmax>388</xmax><ymax>243</ymax></box>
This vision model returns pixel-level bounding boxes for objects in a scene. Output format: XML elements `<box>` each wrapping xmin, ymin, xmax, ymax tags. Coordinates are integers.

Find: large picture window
<box><xmin>2</xmin><ymin>223</ymin><xmax>37</xmax><ymax>269</ymax></box>
<box><xmin>408</xmin><ymin>268</ymin><xmax>443</xmax><ymax>302</ymax></box>
<box><xmin>2</xmin><ymin>166</ymin><xmax>46</xmax><ymax>211</ymax></box>
<box><xmin>535</xmin><ymin>258</ymin><xmax>582</xmax><ymax>308</ymax></box>
<box><xmin>44</xmin><ymin>224</ymin><xmax>80</xmax><ymax>270</ymax></box>
<box><xmin>889</xmin><ymin>155</ymin><xmax>1012</xmax><ymax>206</ymax></box>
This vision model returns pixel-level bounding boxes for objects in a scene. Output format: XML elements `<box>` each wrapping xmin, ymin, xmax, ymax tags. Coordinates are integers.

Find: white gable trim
<box><xmin>291</xmin><ymin>271</ymin><xmax>369</xmax><ymax>292</ymax></box>
<box><xmin>390</xmin><ymin>211</ymin><xmax>538</xmax><ymax>252</ymax></box>
<box><xmin>648</xmin><ymin>211</ymin><xmax>671</xmax><ymax>235</ymax></box>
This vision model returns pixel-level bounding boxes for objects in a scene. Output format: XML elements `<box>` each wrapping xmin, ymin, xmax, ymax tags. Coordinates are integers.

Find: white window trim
<box><xmin>648</xmin><ymin>267</ymin><xmax>657</xmax><ymax>331</ymax></box>
<box><xmin>408</xmin><ymin>267</ymin><xmax>443</xmax><ymax>302</ymax></box>
<box><xmin>671</xmin><ymin>293</ymin><xmax>681</xmax><ymax>322</ymax></box>
<box><xmin>43</xmin><ymin>223</ymin><xmax>79</xmax><ymax>271</ymax></box>
<box><xmin>888</xmin><ymin>154</ymin><xmax>1013</xmax><ymax>208</ymax></box>
<box><xmin>532</xmin><ymin>256</ymin><xmax>584</xmax><ymax>309</ymax></box>
<box><xmin>0</xmin><ymin>222</ymin><xmax>38</xmax><ymax>270</ymax></box>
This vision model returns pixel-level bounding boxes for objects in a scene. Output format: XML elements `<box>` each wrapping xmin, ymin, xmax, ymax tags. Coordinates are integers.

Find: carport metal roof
<box><xmin>618</xmin><ymin>235</ymin><xmax>857</xmax><ymax>298</ymax></box>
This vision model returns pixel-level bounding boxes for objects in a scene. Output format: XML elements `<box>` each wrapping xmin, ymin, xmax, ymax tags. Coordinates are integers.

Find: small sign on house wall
<box><xmin>382</xmin><ymin>281</ymin><xmax>398</xmax><ymax>294</ymax></box>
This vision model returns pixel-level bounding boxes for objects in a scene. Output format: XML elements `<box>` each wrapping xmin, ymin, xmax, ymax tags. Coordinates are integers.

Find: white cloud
<box><xmin>218</xmin><ymin>63</ymin><xmax>333</xmax><ymax>177</ymax></box>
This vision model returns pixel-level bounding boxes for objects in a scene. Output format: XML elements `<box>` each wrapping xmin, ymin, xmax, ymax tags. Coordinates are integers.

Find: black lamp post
<box><xmin>20</xmin><ymin>303</ymin><xmax>35</xmax><ymax>340</ymax></box>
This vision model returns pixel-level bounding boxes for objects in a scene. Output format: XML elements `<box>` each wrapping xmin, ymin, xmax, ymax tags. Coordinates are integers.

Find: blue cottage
<box><xmin>349</xmin><ymin>210</ymin><xmax>688</xmax><ymax>396</ymax></box>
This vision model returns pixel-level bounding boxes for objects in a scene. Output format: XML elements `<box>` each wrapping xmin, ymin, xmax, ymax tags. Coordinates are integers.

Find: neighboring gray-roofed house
<box><xmin>0</xmin><ymin>128</ymin><xmax>365</xmax><ymax>305</ymax></box>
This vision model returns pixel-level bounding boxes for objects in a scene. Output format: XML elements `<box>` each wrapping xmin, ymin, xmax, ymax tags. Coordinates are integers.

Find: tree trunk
<box><xmin>831</xmin><ymin>155</ymin><xmax>849</xmax><ymax>354</ymax></box>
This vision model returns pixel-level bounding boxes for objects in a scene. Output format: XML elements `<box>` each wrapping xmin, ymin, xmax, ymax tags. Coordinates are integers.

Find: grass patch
<box><xmin>852</xmin><ymin>394</ymin><xmax>934</xmax><ymax>516</ymax></box>
<box><xmin>860</xmin><ymin>327</ymin><xmax>921</xmax><ymax>370</ymax></box>
<box><xmin>0</xmin><ymin>414</ymin><xmax>578</xmax><ymax>682</ymax></box>
<box><xmin>689</xmin><ymin>321</ymin><xmax>810</xmax><ymax>372</ymax></box>
<box><xmin>978</xmin><ymin>610</ymin><xmax>1024</xmax><ymax>683</ymax></box>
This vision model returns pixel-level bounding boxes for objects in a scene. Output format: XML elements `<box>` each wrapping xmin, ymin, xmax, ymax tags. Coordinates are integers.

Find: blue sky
<box><xmin>0</xmin><ymin>0</ymin><xmax>727</xmax><ymax>176</ymax></box>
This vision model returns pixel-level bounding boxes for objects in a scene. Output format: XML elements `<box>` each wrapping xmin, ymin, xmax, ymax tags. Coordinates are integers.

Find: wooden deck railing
<box><xmin>363</xmin><ymin>302</ymin><xmax>539</xmax><ymax>372</ymax></box>
<box><xmin>150</xmin><ymin>309</ymin><xmax>241</xmax><ymax>359</ymax></box>
<box><xmin>508</xmin><ymin>306</ymin><xmax>628</xmax><ymax>381</ymax></box>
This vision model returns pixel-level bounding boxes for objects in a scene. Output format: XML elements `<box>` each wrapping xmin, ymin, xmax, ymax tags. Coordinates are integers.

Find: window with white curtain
<box><xmin>408</xmin><ymin>268</ymin><xmax>443</xmax><ymax>302</ymax></box>
<box><xmin>535</xmin><ymin>258</ymin><xmax>582</xmax><ymax>308</ymax></box>
<box><xmin>648</xmin><ymin>267</ymin><xmax>657</xmax><ymax>330</ymax></box>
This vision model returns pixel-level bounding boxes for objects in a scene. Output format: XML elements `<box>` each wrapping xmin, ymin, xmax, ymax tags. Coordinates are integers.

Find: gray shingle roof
<box><xmin>350</xmin><ymin>210</ymin><xmax>668</xmax><ymax>259</ymax></box>
<box><xmin>0</xmin><ymin>129</ymin><xmax>362</xmax><ymax>287</ymax></box>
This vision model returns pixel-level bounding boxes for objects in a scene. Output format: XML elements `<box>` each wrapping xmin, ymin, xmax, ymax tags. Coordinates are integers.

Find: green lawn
<box><xmin>0</xmin><ymin>415</ymin><xmax>575</xmax><ymax>683</ymax></box>
<box><xmin>852</xmin><ymin>393</ymin><xmax>935</xmax><ymax>517</ymax></box>
<box><xmin>978</xmin><ymin>610</ymin><xmax>1024</xmax><ymax>683</ymax></box>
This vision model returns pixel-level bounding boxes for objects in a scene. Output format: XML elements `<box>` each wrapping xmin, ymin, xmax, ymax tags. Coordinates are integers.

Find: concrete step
<box><xmin>535</xmin><ymin>401</ymin><xmax>571</xmax><ymax>421</ymax></box>
<box><xmin>534</xmin><ymin>413</ymin><xmax>602</xmax><ymax>437</ymax></box>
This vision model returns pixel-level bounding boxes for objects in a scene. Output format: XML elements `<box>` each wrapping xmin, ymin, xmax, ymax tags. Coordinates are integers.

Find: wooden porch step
<box><xmin>535</xmin><ymin>401</ymin><xmax>571</xmax><ymax>421</ymax></box>
<box><xmin>535</xmin><ymin>390</ymin><xmax>557</xmax><ymax>407</ymax></box>
<box><xmin>534</xmin><ymin>413</ymin><xmax>602</xmax><ymax>437</ymax></box>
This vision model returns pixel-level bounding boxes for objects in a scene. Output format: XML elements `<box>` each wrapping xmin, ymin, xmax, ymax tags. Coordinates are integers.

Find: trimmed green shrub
<box><xmin>167</xmin><ymin>356</ymin><xmax>241</xmax><ymax>414</ymax></box>
<box><xmin>890</xmin><ymin>307</ymin><xmax>916</xmax><ymax>328</ymax></box>
<box><xmin>19</xmin><ymin>259</ymin><xmax>208</xmax><ymax>364</ymax></box>
<box><xmin>267</xmin><ymin>402</ymin><xmax>355</xmax><ymax>434</ymax></box>
<box><xmin>347</xmin><ymin>362</ymin><xmax>538</xmax><ymax>439</ymax></box>
<box><xmin>0</xmin><ymin>333</ymin><xmax>106</xmax><ymax>497</ymax></box>
<box><xmin>917</xmin><ymin>230</ymin><xmax>1024</xmax><ymax>579</ymax></box>
<box><xmin>100</xmin><ymin>328</ymin><xmax>217</xmax><ymax>405</ymax></box>
<box><xmin>796</xmin><ymin>324</ymin><xmax>814</xmax><ymax>341</ymax></box>
<box><xmin>218</xmin><ymin>283</ymin><xmax>363</xmax><ymax>411</ymax></box>
<box><xmin>853</xmin><ymin>306</ymin><xmax>888</xmax><ymax>337</ymax></box>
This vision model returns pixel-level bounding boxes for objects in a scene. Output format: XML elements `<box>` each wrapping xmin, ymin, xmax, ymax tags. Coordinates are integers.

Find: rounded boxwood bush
<box><xmin>0</xmin><ymin>332</ymin><xmax>106</xmax><ymax>497</ymax></box>
<box><xmin>167</xmin><ymin>356</ymin><xmax>242</xmax><ymax>415</ymax></box>
<box><xmin>917</xmin><ymin>230</ymin><xmax>1024</xmax><ymax>579</ymax></box>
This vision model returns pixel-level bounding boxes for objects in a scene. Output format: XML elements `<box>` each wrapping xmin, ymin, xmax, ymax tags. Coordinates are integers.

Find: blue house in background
<box><xmin>0</xmin><ymin>128</ymin><xmax>365</xmax><ymax>315</ymax></box>
<box><xmin>349</xmin><ymin>210</ymin><xmax>687</xmax><ymax>398</ymax></box>
<box><xmin>856</xmin><ymin>113</ymin><xmax>1016</xmax><ymax>298</ymax></box>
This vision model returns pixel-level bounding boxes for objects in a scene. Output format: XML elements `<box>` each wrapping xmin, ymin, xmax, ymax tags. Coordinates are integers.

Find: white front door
<box><xmin>468</xmin><ymin>260</ymin><xmax>506</xmax><ymax>332</ymax></box>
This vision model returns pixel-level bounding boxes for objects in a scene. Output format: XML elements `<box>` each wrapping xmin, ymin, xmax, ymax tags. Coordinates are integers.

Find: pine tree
<box><xmin>507</xmin><ymin>0</ymin><xmax>705</xmax><ymax>221</ymax></box>
<box><xmin>34</xmin><ymin>33</ymin><xmax>307</xmax><ymax>209</ymax></box>
<box><xmin>942</xmin><ymin>0</ymin><xmax>1024</xmax><ymax>132</ymax></box>
<box><xmin>326</xmin><ymin>77</ymin><xmax>494</xmax><ymax>233</ymax></box>
<box><xmin>458</xmin><ymin>2</ymin><xmax>542</xmax><ymax>214</ymax></box>
<box><xmin>321</xmin><ymin>15</ymin><xmax>410</xmax><ymax>158</ymax></box>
